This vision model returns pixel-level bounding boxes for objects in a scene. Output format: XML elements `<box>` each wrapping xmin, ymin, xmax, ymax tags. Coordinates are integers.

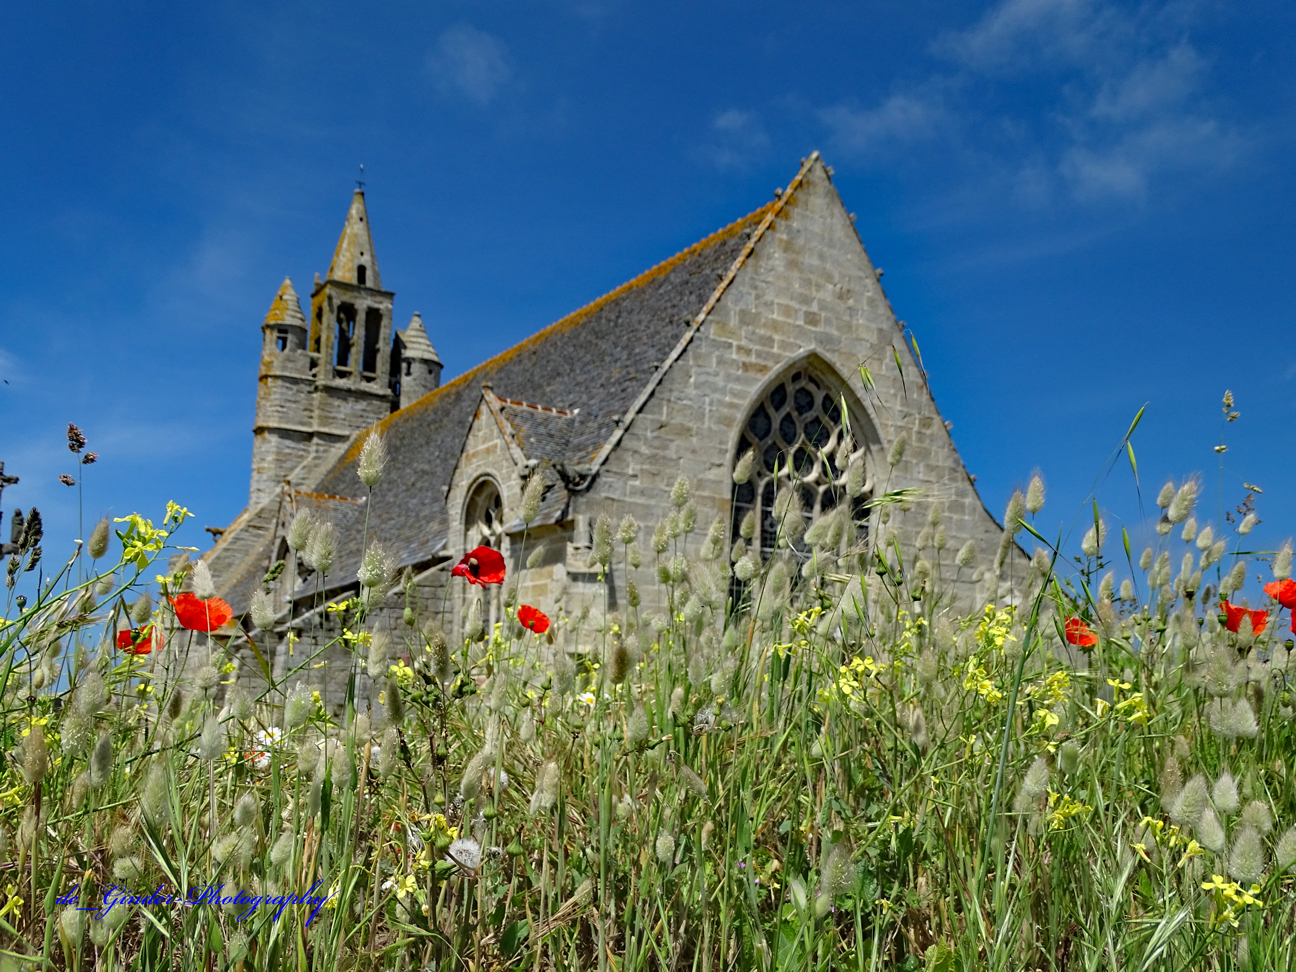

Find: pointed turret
<box><xmin>264</xmin><ymin>277</ymin><xmax>307</xmax><ymax>329</ymax></box>
<box><xmin>327</xmin><ymin>190</ymin><xmax>381</xmax><ymax>289</ymax></box>
<box><xmin>250</xmin><ymin>277</ymin><xmax>315</xmax><ymax>509</ymax></box>
<box><xmin>393</xmin><ymin>312</ymin><xmax>443</xmax><ymax>408</ymax></box>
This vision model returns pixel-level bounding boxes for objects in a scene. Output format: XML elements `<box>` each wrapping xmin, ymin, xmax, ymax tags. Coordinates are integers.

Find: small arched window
<box><xmin>465</xmin><ymin>479</ymin><xmax>505</xmax><ymax>552</ymax></box>
<box><xmin>731</xmin><ymin>364</ymin><xmax>872</xmax><ymax>562</ymax></box>
<box><xmin>357</xmin><ymin>264</ymin><xmax>367</xmax><ymax>286</ymax></box>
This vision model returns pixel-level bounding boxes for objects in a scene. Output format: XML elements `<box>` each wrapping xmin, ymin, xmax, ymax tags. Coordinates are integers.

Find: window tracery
<box><xmin>731</xmin><ymin>367</ymin><xmax>872</xmax><ymax>562</ymax></box>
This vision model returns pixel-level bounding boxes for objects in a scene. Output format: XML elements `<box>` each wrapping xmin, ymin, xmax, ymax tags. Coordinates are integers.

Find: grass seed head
<box><xmin>1170</xmin><ymin>774</ymin><xmax>1209</xmax><ymax>828</ymax></box>
<box><xmin>192</xmin><ymin>559</ymin><xmax>216</xmax><ymax>599</ymax></box>
<box><xmin>89</xmin><ymin>517</ymin><xmax>111</xmax><ymax>560</ymax></box>
<box><xmin>1168</xmin><ymin>479</ymin><xmax>1198</xmax><ymax>524</ymax></box>
<box><xmin>530</xmin><ymin>760</ymin><xmax>561</xmax><ymax>815</ymax></box>
<box><xmin>1241</xmin><ymin>800</ymin><xmax>1273</xmax><ymax>835</ymax></box>
<box><xmin>1181</xmin><ymin>517</ymin><xmax>1197</xmax><ymax>543</ymax></box>
<box><xmin>955</xmin><ymin>541</ymin><xmax>976</xmax><ymax>568</ymax></box>
<box><xmin>671</xmin><ymin>475</ymin><xmax>691</xmax><ymax>509</ymax></box>
<box><xmin>888</xmin><ymin>433</ymin><xmax>908</xmax><ymax>468</ymax></box>
<box><xmin>250</xmin><ymin>588</ymin><xmax>275</xmax><ymax>630</ymax></box>
<box><xmin>1229</xmin><ymin>826</ymin><xmax>1266</xmax><ymax>886</ymax></box>
<box><xmin>1012</xmin><ymin>757</ymin><xmax>1050</xmax><ymax>814</ymax></box>
<box><xmin>357</xmin><ymin>430</ymin><xmax>387</xmax><ymax>489</ymax></box>
<box><xmin>1275</xmin><ymin>826</ymin><xmax>1296</xmax><ymax>870</ymax></box>
<box><xmin>287</xmin><ymin>509</ymin><xmax>316</xmax><ymax>552</ymax></box>
<box><xmin>1212</xmin><ymin>772</ymin><xmax>1240</xmax><ymax>814</ymax></box>
<box><xmin>521</xmin><ymin>472</ymin><xmax>545</xmax><ymax>525</ymax></box>
<box><xmin>1005</xmin><ymin>490</ymin><xmax>1026</xmax><ymax>536</ymax></box>
<box><xmin>655</xmin><ymin>832</ymin><xmax>675</xmax><ymax>864</ymax></box>
<box><xmin>130</xmin><ymin>593</ymin><xmax>152</xmax><ymax>624</ymax></box>
<box><xmin>733</xmin><ymin>451</ymin><xmax>755</xmax><ymax>485</ymax></box>
<box><xmin>1059</xmin><ymin>741</ymin><xmax>1081</xmax><ymax>776</ymax></box>
<box><xmin>1275</xmin><ymin>540</ymin><xmax>1293</xmax><ymax>580</ymax></box>
<box><xmin>357</xmin><ymin>540</ymin><xmax>394</xmax><ymax>589</ymax></box>
<box><xmin>90</xmin><ymin>732</ymin><xmax>112</xmax><ymax>788</ymax></box>
<box><xmin>305</xmin><ymin>521</ymin><xmax>337</xmax><ymax>574</ymax></box>
<box><xmin>198</xmin><ymin>716</ymin><xmax>225</xmax><ymax>761</ymax></box>
<box><xmin>1197</xmin><ymin>807</ymin><xmax>1226</xmax><ymax>854</ymax></box>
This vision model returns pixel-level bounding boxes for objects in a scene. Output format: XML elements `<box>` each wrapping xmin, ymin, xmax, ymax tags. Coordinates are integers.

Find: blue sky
<box><xmin>2</xmin><ymin>0</ymin><xmax>1294</xmax><ymax>597</ymax></box>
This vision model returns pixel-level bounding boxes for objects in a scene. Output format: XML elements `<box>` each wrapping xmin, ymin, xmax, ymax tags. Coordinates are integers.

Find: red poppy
<box><xmin>1220</xmin><ymin>600</ymin><xmax>1268</xmax><ymax>635</ymax></box>
<box><xmin>117</xmin><ymin>625</ymin><xmax>162</xmax><ymax>655</ymax></box>
<box><xmin>518</xmin><ymin>605</ymin><xmax>550</xmax><ymax>634</ymax></box>
<box><xmin>170</xmin><ymin>592</ymin><xmax>234</xmax><ymax>632</ymax></box>
<box><xmin>1264</xmin><ymin>579</ymin><xmax>1296</xmax><ymax>611</ymax></box>
<box><xmin>451</xmin><ymin>546</ymin><xmax>506</xmax><ymax>586</ymax></box>
<box><xmin>1064</xmin><ymin>617</ymin><xmax>1098</xmax><ymax>648</ymax></box>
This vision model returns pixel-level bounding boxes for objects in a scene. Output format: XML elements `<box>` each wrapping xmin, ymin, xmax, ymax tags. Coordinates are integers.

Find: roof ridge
<box><xmin>293</xmin><ymin>489</ymin><xmax>366</xmax><ymax>503</ymax></box>
<box><xmin>335</xmin><ymin>199</ymin><xmax>777</xmax><ymax>468</ymax></box>
<box><xmin>582</xmin><ymin>152</ymin><xmax>822</xmax><ymax>478</ymax></box>
<box><xmin>498</xmin><ymin>396</ymin><xmax>578</xmax><ymax>417</ymax></box>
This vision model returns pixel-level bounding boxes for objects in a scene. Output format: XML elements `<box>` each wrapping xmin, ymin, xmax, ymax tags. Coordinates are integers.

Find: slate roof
<box><xmin>300</xmin><ymin>202</ymin><xmax>774</xmax><ymax>591</ymax></box>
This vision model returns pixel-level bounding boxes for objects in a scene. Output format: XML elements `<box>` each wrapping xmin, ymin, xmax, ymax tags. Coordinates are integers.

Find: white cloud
<box><xmin>696</xmin><ymin>109</ymin><xmax>770</xmax><ymax>171</ymax></box>
<box><xmin>824</xmin><ymin>0</ymin><xmax>1242</xmax><ymax>207</ymax></box>
<box><xmin>819</xmin><ymin>92</ymin><xmax>948</xmax><ymax>157</ymax></box>
<box><xmin>428</xmin><ymin>24</ymin><xmax>513</xmax><ymax>107</ymax></box>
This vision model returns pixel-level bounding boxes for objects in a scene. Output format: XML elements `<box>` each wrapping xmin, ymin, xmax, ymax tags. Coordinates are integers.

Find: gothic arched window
<box><xmin>464</xmin><ymin>479</ymin><xmax>505</xmax><ymax>552</ymax></box>
<box><xmin>731</xmin><ymin>365</ymin><xmax>872</xmax><ymax>562</ymax></box>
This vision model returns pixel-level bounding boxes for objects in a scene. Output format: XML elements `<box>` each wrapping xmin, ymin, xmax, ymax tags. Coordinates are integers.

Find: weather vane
<box><xmin>356</xmin><ymin>163</ymin><xmax>365</xmax><ymax>191</ymax></box>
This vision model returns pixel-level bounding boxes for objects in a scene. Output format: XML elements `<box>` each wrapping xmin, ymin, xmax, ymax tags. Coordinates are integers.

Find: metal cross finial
<box><xmin>356</xmin><ymin>163</ymin><xmax>365</xmax><ymax>191</ymax></box>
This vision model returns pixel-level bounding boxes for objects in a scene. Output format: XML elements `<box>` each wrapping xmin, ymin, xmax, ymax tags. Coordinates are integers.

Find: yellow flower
<box><xmin>395</xmin><ymin>874</ymin><xmax>418</xmax><ymax>899</ymax></box>
<box><xmin>1045</xmin><ymin>792</ymin><xmax>1093</xmax><ymax>831</ymax></box>
<box><xmin>1176</xmin><ymin>839</ymin><xmax>1203</xmax><ymax>868</ymax></box>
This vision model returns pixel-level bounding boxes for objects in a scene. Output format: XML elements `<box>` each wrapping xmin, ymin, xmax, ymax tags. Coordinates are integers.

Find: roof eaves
<box><xmin>582</xmin><ymin>152</ymin><xmax>822</xmax><ymax>480</ymax></box>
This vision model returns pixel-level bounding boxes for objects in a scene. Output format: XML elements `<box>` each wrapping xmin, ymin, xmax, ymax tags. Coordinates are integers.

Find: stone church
<box><xmin>207</xmin><ymin>152</ymin><xmax>1018</xmax><ymax>698</ymax></box>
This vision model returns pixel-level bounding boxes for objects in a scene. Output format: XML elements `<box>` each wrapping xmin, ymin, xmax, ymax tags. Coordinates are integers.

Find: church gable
<box><xmin>591</xmin><ymin>153</ymin><xmax>1014</xmax><ymax>602</ymax></box>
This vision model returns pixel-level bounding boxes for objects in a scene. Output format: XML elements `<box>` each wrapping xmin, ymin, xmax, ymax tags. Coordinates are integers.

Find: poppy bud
<box><xmin>357</xmin><ymin>430</ymin><xmax>387</xmax><ymax>488</ymax></box>
<box><xmin>89</xmin><ymin>518</ymin><xmax>111</xmax><ymax>560</ymax></box>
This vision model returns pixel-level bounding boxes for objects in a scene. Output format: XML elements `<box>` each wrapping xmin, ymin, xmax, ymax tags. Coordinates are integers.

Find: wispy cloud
<box><xmin>819</xmin><ymin>91</ymin><xmax>949</xmax><ymax>158</ymax></box>
<box><xmin>695</xmin><ymin>109</ymin><xmax>770</xmax><ymax>171</ymax></box>
<box><xmin>822</xmin><ymin>0</ymin><xmax>1243</xmax><ymax>207</ymax></box>
<box><xmin>428</xmin><ymin>24</ymin><xmax>513</xmax><ymax>107</ymax></box>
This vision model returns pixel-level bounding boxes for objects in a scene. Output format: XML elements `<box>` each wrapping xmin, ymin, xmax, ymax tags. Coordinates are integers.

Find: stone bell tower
<box><xmin>307</xmin><ymin>189</ymin><xmax>397</xmax><ymax>441</ymax></box>
<box><xmin>247</xmin><ymin>189</ymin><xmax>398</xmax><ymax>510</ymax></box>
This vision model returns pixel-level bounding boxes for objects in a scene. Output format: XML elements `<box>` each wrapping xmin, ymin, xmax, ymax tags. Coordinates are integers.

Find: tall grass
<box><xmin>2</xmin><ymin>422</ymin><xmax>1295</xmax><ymax>972</ymax></box>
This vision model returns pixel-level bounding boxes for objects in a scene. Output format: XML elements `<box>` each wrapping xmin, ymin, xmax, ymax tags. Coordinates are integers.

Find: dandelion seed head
<box><xmin>449</xmin><ymin>837</ymin><xmax>481</xmax><ymax>870</ymax></box>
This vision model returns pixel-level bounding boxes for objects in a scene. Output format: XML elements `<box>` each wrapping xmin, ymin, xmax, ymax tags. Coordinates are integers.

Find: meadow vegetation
<box><xmin>3</xmin><ymin>407</ymin><xmax>1296</xmax><ymax>971</ymax></box>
